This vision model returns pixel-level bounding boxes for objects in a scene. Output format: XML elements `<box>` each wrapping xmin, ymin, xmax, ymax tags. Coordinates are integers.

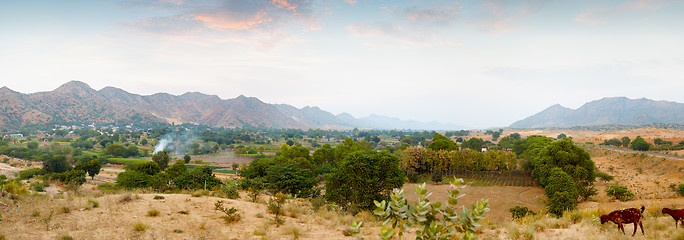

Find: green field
<box><xmin>106</xmin><ymin>158</ymin><xmax>149</xmax><ymax>165</ymax></box>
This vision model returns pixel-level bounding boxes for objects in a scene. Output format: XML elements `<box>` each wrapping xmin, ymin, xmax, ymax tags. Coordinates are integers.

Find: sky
<box><xmin>0</xmin><ymin>0</ymin><xmax>683</xmax><ymax>129</ymax></box>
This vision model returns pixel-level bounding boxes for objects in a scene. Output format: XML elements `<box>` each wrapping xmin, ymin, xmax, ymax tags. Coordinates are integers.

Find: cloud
<box><xmin>402</xmin><ymin>3</ymin><xmax>460</xmax><ymax>25</ymax></box>
<box><xmin>575</xmin><ymin>0</ymin><xmax>672</xmax><ymax>25</ymax></box>
<box><xmin>478</xmin><ymin>0</ymin><xmax>546</xmax><ymax>33</ymax></box>
<box><xmin>194</xmin><ymin>9</ymin><xmax>271</xmax><ymax>30</ymax></box>
<box><xmin>344</xmin><ymin>0</ymin><xmax>358</xmax><ymax>6</ymax></box>
<box><xmin>122</xmin><ymin>0</ymin><xmax>321</xmax><ymax>47</ymax></box>
<box><xmin>345</xmin><ymin>2</ymin><xmax>463</xmax><ymax>48</ymax></box>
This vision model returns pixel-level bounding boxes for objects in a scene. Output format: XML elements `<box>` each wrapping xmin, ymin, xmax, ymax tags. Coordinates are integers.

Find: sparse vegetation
<box><xmin>214</xmin><ymin>200</ymin><xmax>240</xmax><ymax>223</ymax></box>
<box><xmin>606</xmin><ymin>184</ymin><xmax>635</xmax><ymax>201</ymax></box>
<box><xmin>147</xmin><ymin>209</ymin><xmax>160</xmax><ymax>217</ymax></box>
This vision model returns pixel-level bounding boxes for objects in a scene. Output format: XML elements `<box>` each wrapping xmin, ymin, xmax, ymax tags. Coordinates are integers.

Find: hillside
<box><xmin>0</xmin><ymin>81</ymin><xmax>463</xmax><ymax>130</ymax></box>
<box><xmin>510</xmin><ymin>97</ymin><xmax>684</xmax><ymax>128</ymax></box>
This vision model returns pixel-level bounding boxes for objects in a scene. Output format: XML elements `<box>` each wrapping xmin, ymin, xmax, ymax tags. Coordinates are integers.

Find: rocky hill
<box><xmin>510</xmin><ymin>97</ymin><xmax>684</xmax><ymax>128</ymax></box>
<box><xmin>0</xmin><ymin>81</ymin><xmax>463</xmax><ymax>130</ymax></box>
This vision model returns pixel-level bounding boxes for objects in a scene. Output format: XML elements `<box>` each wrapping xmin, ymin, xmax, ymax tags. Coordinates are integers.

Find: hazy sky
<box><xmin>1</xmin><ymin>0</ymin><xmax>683</xmax><ymax>129</ymax></box>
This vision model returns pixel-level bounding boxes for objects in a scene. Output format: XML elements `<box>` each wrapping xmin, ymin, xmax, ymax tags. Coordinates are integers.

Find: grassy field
<box><xmin>105</xmin><ymin>158</ymin><xmax>149</xmax><ymax>165</ymax></box>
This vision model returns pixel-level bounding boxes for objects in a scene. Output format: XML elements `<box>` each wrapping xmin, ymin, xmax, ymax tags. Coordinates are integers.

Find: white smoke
<box><xmin>153</xmin><ymin>135</ymin><xmax>173</xmax><ymax>154</ymax></box>
<box><xmin>152</xmin><ymin>131</ymin><xmax>197</xmax><ymax>155</ymax></box>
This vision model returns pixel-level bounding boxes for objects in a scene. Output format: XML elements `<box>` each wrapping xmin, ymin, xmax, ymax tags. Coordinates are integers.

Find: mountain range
<box><xmin>0</xmin><ymin>81</ymin><xmax>465</xmax><ymax>130</ymax></box>
<box><xmin>509</xmin><ymin>97</ymin><xmax>684</xmax><ymax>129</ymax></box>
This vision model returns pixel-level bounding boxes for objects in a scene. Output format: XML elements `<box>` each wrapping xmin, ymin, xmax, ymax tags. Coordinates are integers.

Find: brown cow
<box><xmin>600</xmin><ymin>206</ymin><xmax>645</xmax><ymax>236</ymax></box>
<box><xmin>662</xmin><ymin>208</ymin><xmax>684</xmax><ymax>228</ymax></box>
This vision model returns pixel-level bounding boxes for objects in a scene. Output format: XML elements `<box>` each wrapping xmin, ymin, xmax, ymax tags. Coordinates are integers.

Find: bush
<box><xmin>431</xmin><ymin>171</ymin><xmax>443</xmax><ymax>183</ymax></box>
<box><xmin>373</xmin><ymin>179</ymin><xmax>489</xmax><ymax>239</ymax></box>
<box><xmin>509</xmin><ymin>206</ymin><xmax>535</xmax><ymax>219</ymax></box>
<box><xmin>214</xmin><ymin>200</ymin><xmax>240</xmax><ymax>223</ymax></box>
<box><xmin>147</xmin><ymin>209</ymin><xmax>160</xmax><ymax>217</ymax></box>
<box><xmin>266</xmin><ymin>163</ymin><xmax>317</xmax><ymax>197</ymax></box>
<box><xmin>677</xmin><ymin>184</ymin><xmax>684</xmax><ymax>197</ymax></box>
<box><xmin>18</xmin><ymin>168</ymin><xmax>45</xmax><ymax>180</ymax></box>
<box><xmin>606</xmin><ymin>184</ymin><xmax>635</xmax><ymax>201</ymax></box>
<box><xmin>153</xmin><ymin>195</ymin><xmax>165</xmax><ymax>200</ymax></box>
<box><xmin>88</xmin><ymin>198</ymin><xmax>99</xmax><ymax>208</ymax></box>
<box><xmin>595</xmin><ymin>172</ymin><xmax>614</xmax><ymax>182</ymax></box>
<box><xmin>325</xmin><ymin>151</ymin><xmax>404</xmax><ymax>210</ymax></box>
<box><xmin>116</xmin><ymin>170</ymin><xmax>150</xmax><ymax>189</ymax></box>
<box><xmin>30</xmin><ymin>181</ymin><xmax>49</xmax><ymax>192</ymax></box>
<box><xmin>217</xmin><ymin>178</ymin><xmax>240</xmax><ymax>199</ymax></box>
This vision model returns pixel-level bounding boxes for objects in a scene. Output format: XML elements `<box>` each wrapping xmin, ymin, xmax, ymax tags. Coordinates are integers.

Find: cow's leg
<box><xmin>618</xmin><ymin>223</ymin><xmax>625</xmax><ymax>234</ymax></box>
<box><xmin>632</xmin><ymin>222</ymin><xmax>637</xmax><ymax>236</ymax></box>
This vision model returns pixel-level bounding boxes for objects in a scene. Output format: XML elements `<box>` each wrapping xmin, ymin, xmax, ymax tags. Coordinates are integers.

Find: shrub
<box><xmin>60</xmin><ymin>206</ymin><xmax>71</xmax><ymax>214</ymax></box>
<box><xmin>133</xmin><ymin>222</ymin><xmax>148</xmax><ymax>232</ymax></box>
<box><xmin>217</xmin><ymin>178</ymin><xmax>240</xmax><ymax>199</ymax></box>
<box><xmin>268</xmin><ymin>193</ymin><xmax>288</xmax><ymax>225</ymax></box>
<box><xmin>510</xmin><ymin>206</ymin><xmax>536</xmax><ymax>219</ymax></box>
<box><xmin>119</xmin><ymin>194</ymin><xmax>133</xmax><ymax>203</ymax></box>
<box><xmin>372</xmin><ymin>179</ymin><xmax>489</xmax><ymax>239</ymax></box>
<box><xmin>266</xmin><ymin>163</ymin><xmax>317</xmax><ymax>197</ymax></box>
<box><xmin>18</xmin><ymin>168</ymin><xmax>45</xmax><ymax>180</ymax></box>
<box><xmin>153</xmin><ymin>195</ymin><xmax>165</xmax><ymax>200</ymax></box>
<box><xmin>147</xmin><ymin>209</ymin><xmax>160</xmax><ymax>217</ymax></box>
<box><xmin>30</xmin><ymin>181</ymin><xmax>49</xmax><ymax>192</ymax></box>
<box><xmin>87</xmin><ymin>198</ymin><xmax>99</xmax><ymax>208</ymax></box>
<box><xmin>214</xmin><ymin>200</ymin><xmax>240</xmax><ymax>223</ymax></box>
<box><xmin>606</xmin><ymin>184</ymin><xmax>635</xmax><ymax>201</ymax></box>
<box><xmin>431</xmin><ymin>171</ymin><xmax>443</xmax><ymax>183</ymax></box>
<box><xmin>595</xmin><ymin>172</ymin><xmax>614</xmax><ymax>181</ymax></box>
<box><xmin>677</xmin><ymin>184</ymin><xmax>684</xmax><ymax>196</ymax></box>
<box><xmin>58</xmin><ymin>235</ymin><xmax>74</xmax><ymax>240</ymax></box>
<box><xmin>116</xmin><ymin>170</ymin><xmax>150</xmax><ymax>189</ymax></box>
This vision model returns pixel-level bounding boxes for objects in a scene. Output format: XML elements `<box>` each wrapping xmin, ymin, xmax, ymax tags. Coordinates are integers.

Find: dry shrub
<box><xmin>147</xmin><ymin>209</ymin><xmax>160</xmax><ymax>217</ymax></box>
<box><xmin>133</xmin><ymin>222</ymin><xmax>148</xmax><ymax>232</ymax></box>
<box><xmin>119</xmin><ymin>194</ymin><xmax>133</xmax><ymax>203</ymax></box>
<box><xmin>60</xmin><ymin>206</ymin><xmax>71</xmax><ymax>214</ymax></box>
<box><xmin>282</xmin><ymin>223</ymin><xmax>303</xmax><ymax>239</ymax></box>
<box><xmin>284</xmin><ymin>202</ymin><xmax>306</xmax><ymax>219</ymax></box>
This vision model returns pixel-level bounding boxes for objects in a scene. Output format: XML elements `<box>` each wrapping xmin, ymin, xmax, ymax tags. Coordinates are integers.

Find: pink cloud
<box><xmin>479</xmin><ymin>0</ymin><xmax>544</xmax><ymax>33</ymax></box>
<box><xmin>345</xmin><ymin>0</ymin><xmax>358</xmax><ymax>6</ymax></box>
<box><xmin>194</xmin><ymin>10</ymin><xmax>272</xmax><ymax>30</ymax></box>
<box><xmin>272</xmin><ymin>0</ymin><xmax>298</xmax><ymax>12</ymax></box>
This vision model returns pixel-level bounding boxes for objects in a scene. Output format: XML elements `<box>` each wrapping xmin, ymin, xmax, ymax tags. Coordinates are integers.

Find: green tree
<box><xmin>266</xmin><ymin>163</ymin><xmax>317</xmax><ymax>197</ymax></box>
<box><xmin>532</xmin><ymin>138</ymin><xmax>595</xmax><ymax>188</ymax></box>
<box><xmin>630</xmin><ymin>136</ymin><xmax>650</xmax><ymax>151</ymax></box>
<box><xmin>43</xmin><ymin>155</ymin><xmax>70</xmax><ymax>173</ymax></box>
<box><xmin>116</xmin><ymin>170</ymin><xmax>150</xmax><ymax>189</ymax></box>
<box><xmin>104</xmin><ymin>143</ymin><xmax>128</xmax><ymax>157</ymax></box>
<box><xmin>426</xmin><ymin>133</ymin><xmax>458</xmax><ymax>151</ymax></box>
<box><xmin>654</xmin><ymin>138</ymin><xmax>664</xmax><ymax>145</ymax></box>
<box><xmin>545</xmin><ymin>167</ymin><xmax>578</xmax><ymax>216</ymax></box>
<box><xmin>312</xmin><ymin>144</ymin><xmax>335</xmax><ymax>166</ymax></box>
<box><xmin>183</xmin><ymin>154</ymin><xmax>191</xmax><ymax>163</ymax></box>
<box><xmin>140</xmin><ymin>138</ymin><xmax>148</xmax><ymax>146</ymax></box>
<box><xmin>85</xmin><ymin>159</ymin><xmax>101</xmax><ymax>180</ymax></box>
<box><xmin>461</xmin><ymin>138</ymin><xmax>484</xmax><ymax>152</ymax></box>
<box><xmin>325</xmin><ymin>151</ymin><xmax>404</xmax><ymax>210</ymax></box>
<box><xmin>27</xmin><ymin>141</ymin><xmax>39</xmax><ymax>149</ymax></box>
<box><xmin>621</xmin><ymin>137</ymin><xmax>631</xmax><ymax>148</ymax></box>
<box><xmin>152</xmin><ymin>150</ymin><xmax>170</xmax><ymax>170</ymax></box>
<box><xmin>165</xmin><ymin>160</ymin><xmax>187</xmax><ymax>179</ymax></box>
<box><xmin>557</xmin><ymin>133</ymin><xmax>567</xmax><ymax>139</ymax></box>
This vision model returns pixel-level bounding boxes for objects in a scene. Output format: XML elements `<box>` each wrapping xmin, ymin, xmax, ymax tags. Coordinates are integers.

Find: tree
<box><xmin>27</xmin><ymin>141</ymin><xmax>39</xmax><ymax>149</ymax></box>
<box><xmin>532</xmin><ymin>138</ymin><xmax>595</xmax><ymax>188</ymax></box>
<box><xmin>104</xmin><ymin>144</ymin><xmax>126</xmax><ymax>157</ymax></box>
<box><xmin>43</xmin><ymin>155</ymin><xmax>70</xmax><ymax>173</ymax></box>
<box><xmin>152</xmin><ymin>150</ymin><xmax>170</xmax><ymax>170</ymax></box>
<box><xmin>85</xmin><ymin>159</ymin><xmax>101</xmax><ymax>180</ymax></box>
<box><xmin>183</xmin><ymin>154</ymin><xmax>191</xmax><ymax>163</ymax></box>
<box><xmin>325</xmin><ymin>151</ymin><xmax>404</xmax><ymax>210</ymax></box>
<box><xmin>116</xmin><ymin>170</ymin><xmax>150</xmax><ymax>189</ymax></box>
<box><xmin>266</xmin><ymin>163</ymin><xmax>317</xmax><ymax>197</ymax></box>
<box><xmin>165</xmin><ymin>160</ymin><xmax>187</xmax><ymax>179</ymax></box>
<box><xmin>654</xmin><ymin>138</ymin><xmax>664</xmax><ymax>145</ymax></box>
<box><xmin>461</xmin><ymin>138</ymin><xmax>484</xmax><ymax>152</ymax></box>
<box><xmin>545</xmin><ymin>167</ymin><xmax>578</xmax><ymax>216</ymax></box>
<box><xmin>621</xmin><ymin>137</ymin><xmax>631</xmax><ymax>148</ymax></box>
<box><xmin>140</xmin><ymin>138</ymin><xmax>148</xmax><ymax>146</ymax></box>
<box><xmin>491</xmin><ymin>129</ymin><xmax>503</xmax><ymax>141</ymax></box>
<box><xmin>630</xmin><ymin>136</ymin><xmax>650</xmax><ymax>151</ymax></box>
<box><xmin>312</xmin><ymin>144</ymin><xmax>335</xmax><ymax>166</ymax></box>
<box><xmin>426</xmin><ymin>133</ymin><xmax>458</xmax><ymax>151</ymax></box>
<box><xmin>557</xmin><ymin>133</ymin><xmax>567</xmax><ymax>139</ymax></box>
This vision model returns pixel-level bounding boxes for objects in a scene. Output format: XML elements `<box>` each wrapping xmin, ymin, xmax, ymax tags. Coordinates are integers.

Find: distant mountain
<box><xmin>510</xmin><ymin>97</ymin><xmax>684</xmax><ymax>128</ymax></box>
<box><xmin>0</xmin><ymin>81</ymin><xmax>464</xmax><ymax>130</ymax></box>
